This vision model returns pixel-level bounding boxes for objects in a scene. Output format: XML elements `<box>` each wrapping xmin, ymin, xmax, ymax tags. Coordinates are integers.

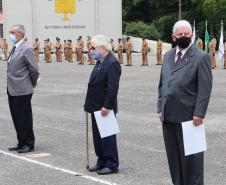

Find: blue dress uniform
<box><xmin>84</xmin><ymin>53</ymin><xmax>121</xmax><ymax>171</ymax></box>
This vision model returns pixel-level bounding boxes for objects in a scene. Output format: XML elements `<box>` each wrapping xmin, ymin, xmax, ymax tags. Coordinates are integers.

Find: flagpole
<box><xmin>205</xmin><ymin>20</ymin><xmax>209</xmax><ymax>53</ymax></box>
<box><xmin>192</xmin><ymin>20</ymin><xmax>196</xmax><ymax>44</ymax></box>
<box><xmin>218</xmin><ymin>20</ymin><xmax>224</xmax><ymax>65</ymax></box>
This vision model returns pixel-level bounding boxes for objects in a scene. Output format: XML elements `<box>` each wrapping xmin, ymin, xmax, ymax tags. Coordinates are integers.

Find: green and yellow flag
<box><xmin>205</xmin><ymin>21</ymin><xmax>210</xmax><ymax>53</ymax></box>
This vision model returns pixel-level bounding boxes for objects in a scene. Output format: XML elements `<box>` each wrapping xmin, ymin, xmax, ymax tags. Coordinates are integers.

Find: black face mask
<box><xmin>175</xmin><ymin>36</ymin><xmax>191</xmax><ymax>49</ymax></box>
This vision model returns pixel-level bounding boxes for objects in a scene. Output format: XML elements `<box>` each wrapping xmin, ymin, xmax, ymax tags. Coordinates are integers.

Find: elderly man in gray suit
<box><xmin>7</xmin><ymin>25</ymin><xmax>39</xmax><ymax>153</ymax></box>
<box><xmin>158</xmin><ymin>20</ymin><xmax>212</xmax><ymax>185</ymax></box>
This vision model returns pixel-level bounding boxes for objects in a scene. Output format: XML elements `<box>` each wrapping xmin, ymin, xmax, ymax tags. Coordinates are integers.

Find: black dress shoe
<box><xmin>88</xmin><ymin>165</ymin><xmax>104</xmax><ymax>172</ymax></box>
<box><xmin>8</xmin><ymin>146</ymin><xmax>21</xmax><ymax>151</ymax></box>
<box><xmin>97</xmin><ymin>167</ymin><xmax>118</xmax><ymax>175</ymax></box>
<box><xmin>17</xmin><ymin>146</ymin><xmax>34</xmax><ymax>153</ymax></box>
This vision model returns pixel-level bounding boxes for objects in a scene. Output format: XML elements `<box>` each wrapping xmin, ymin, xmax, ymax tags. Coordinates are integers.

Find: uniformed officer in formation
<box><xmin>196</xmin><ymin>36</ymin><xmax>203</xmax><ymax>50</ymax></box>
<box><xmin>156</xmin><ymin>38</ymin><xmax>163</xmax><ymax>65</ymax></box>
<box><xmin>87</xmin><ymin>36</ymin><xmax>94</xmax><ymax>65</ymax></box>
<box><xmin>44</xmin><ymin>38</ymin><xmax>52</xmax><ymax>63</ymax></box>
<box><xmin>209</xmin><ymin>36</ymin><xmax>217</xmax><ymax>69</ymax></box>
<box><xmin>33</xmin><ymin>38</ymin><xmax>40</xmax><ymax>63</ymax></box>
<box><xmin>2</xmin><ymin>38</ymin><xmax>9</xmax><ymax>61</ymax></box>
<box><xmin>63</xmin><ymin>40</ymin><xmax>67</xmax><ymax>60</ymax></box>
<box><xmin>66</xmin><ymin>39</ymin><xmax>73</xmax><ymax>63</ymax></box>
<box><xmin>111</xmin><ymin>39</ymin><xmax>115</xmax><ymax>56</ymax></box>
<box><xmin>141</xmin><ymin>38</ymin><xmax>149</xmax><ymax>66</ymax></box>
<box><xmin>77</xmin><ymin>36</ymin><xmax>84</xmax><ymax>65</ymax></box>
<box><xmin>55</xmin><ymin>37</ymin><xmax>62</xmax><ymax>62</ymax></box>
<box><xmin>126</xmin><ymin>37</ymin><xmax>133</xmax><ymax>66</ymax></box>
<box><xmin>117</xmin><ymin>38</ymin><xmax>123</xmax><ymax>64</ymax></box>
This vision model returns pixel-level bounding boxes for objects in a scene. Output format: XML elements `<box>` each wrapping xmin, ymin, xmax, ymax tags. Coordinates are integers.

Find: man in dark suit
<box><xmin>157</xmin><ymin>20</ymin><xmax>212</xmax><ymax>185</ymax></box>
<box><xmin>84</xmin><ymin>35</ymin><xmax>121</xmax><ymax>175</ymax></box>
<box><xmin>7</xmin><ymin>25</ymin><xmax>39</xmax><ymax>153</ymax></box>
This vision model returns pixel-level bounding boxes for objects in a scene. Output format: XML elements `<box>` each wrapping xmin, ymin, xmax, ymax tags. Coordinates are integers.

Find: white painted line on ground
<box><xmin>26</xmin><ymin>152</ymin><xmax>51</xmax><ymax>158</ymax></box>
<box><xmin>0</xmin><ymin>150</ymin><xmax>119</xmax><ymax>185</ymax></box>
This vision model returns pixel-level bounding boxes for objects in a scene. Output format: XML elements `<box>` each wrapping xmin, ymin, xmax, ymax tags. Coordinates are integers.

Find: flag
<box><xmin>192</xmin><ymin>21</ymin><xmax>196</xmax><ymax>45</ymax></box>
<box><xmin>218</xmin><ymin>21</ymin><xmax>224</xmax><ymax>63</ymax></box>
<box><xmin>205</xmin><ymin>21</ymin><xmax>210</xmax><ymax>53</ymax></box>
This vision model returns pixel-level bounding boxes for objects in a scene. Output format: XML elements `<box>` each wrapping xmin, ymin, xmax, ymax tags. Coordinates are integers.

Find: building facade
<box><xmin>1</xmin><ymin>0</ymin><xmax>122</xmax><ymax>44</ymax></box>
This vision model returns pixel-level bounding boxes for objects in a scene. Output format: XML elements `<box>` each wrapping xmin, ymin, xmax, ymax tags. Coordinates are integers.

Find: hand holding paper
<box><xmin>182</xmin><ymin>120</ymin><xmax>207</xmax><ymax>156</ymax></box>
<box><xmin>94</xmin><ymin>110</ymin><xmax>120</xmax><ymax>138</ymax></box>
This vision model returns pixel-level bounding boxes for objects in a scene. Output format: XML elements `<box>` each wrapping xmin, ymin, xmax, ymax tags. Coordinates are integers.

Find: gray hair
<box><xmin>173</xmin><ymin>20</ymin><xmax>192</xmax><ymax>34</ymax></box>
<box><xmin>12</xmin><ymin>24</ymin><xmax>26</xmax><ymax>35</ymax></box>
<box><xmin>91</xmin><ymin>34</ymin><xmax>111</xmax><ymax>51</ymax></box>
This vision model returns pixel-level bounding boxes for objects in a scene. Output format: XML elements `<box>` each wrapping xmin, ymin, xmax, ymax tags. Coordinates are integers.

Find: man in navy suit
<box><xmin>84</xmin><ymin>35</ymin><xmax>121</xmax><ymax>175</ymax></box>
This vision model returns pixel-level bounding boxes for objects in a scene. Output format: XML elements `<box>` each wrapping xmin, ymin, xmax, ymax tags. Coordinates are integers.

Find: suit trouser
<box><xmin>91</xmin><ymin>113</ymin><xmax>119</xmax><ymax>170</ymax></box>
<box><xmin>162</xmin><ymin>121</ymin><xmax>204</xmax><ymax>185</ymax></box>
<box><xmin>8</xmin><ymin>94</ymin><xmax>35</xmax><ymax>148</ymax></box>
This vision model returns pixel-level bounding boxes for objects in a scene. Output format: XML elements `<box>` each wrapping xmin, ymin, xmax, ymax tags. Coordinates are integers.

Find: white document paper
<box><xmin>94</xmin><ymin>110</ymin><xmax>120</xmax><ymax>138</ymax></box>
<box><xmin>182</xmin><ymin>120</ymin><xmax>207</xmax><ymax>156</ymax></box>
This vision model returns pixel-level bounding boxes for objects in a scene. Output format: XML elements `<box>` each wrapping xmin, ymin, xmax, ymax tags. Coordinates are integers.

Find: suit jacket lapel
<box><xmin>89</xmin><ymin>53</ymin><xmax>111</xmax><ymax>82</ymax></box>
<box><xmin>168</xmin><ymin>48</ymin><xmax>176</xmax><ymax>71</ymax></box>
<box><xmin>8</xmin><ymin>41</ymin><xmax>25</xmax><ymax>65</ymax></box>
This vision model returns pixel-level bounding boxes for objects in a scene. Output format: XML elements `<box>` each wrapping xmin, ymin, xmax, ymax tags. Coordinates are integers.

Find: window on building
<box><xmin>0</xmin><ymin>0</ymin><xmax>2</xmax><ymax>13</ymax></box>
<box><xmin>0</xmin><ymin>24</ymin><xmax>3</xmax><ymax>38</ymax></box>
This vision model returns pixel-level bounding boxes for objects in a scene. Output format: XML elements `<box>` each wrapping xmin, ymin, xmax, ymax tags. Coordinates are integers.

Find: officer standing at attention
<box><xmin>126</xmin><ymin>37</ymin><xmax>133</xmax><ymax>66</ymax></box>
<box><xmin>210</xmin><ymin>36</ymin><xmax>217</xmax><ymax>68</ymax></box>
<box><xmin>2</xmin><ymin>38</ymin><xmax>9</xmax><ymax>61</ymax></box>
<box><xmin>63</xmin><ymin>40</ymin><xmax>68</xmax><ymax>61</ymax></box>
<box><xmin>33</xmin><ymin>38</ymin><xmax>40</xmax><ymax>63</ymax></box>
<box><xmin>111</xmin><ymin>39</ymin><xmax>115</xmax><ymax>56</ymax></box>
<box><xmin>196</xmin><ymin>36</ymin><xmax>203</xmax><ymax>50</ymax></box>
<box><xmin>55</xmin><ymin>37</ymin><xmax>62</xmax><ymax>62</ymax></box>
<box><xmin>67</xmin><ymin>40</ymin><xmax>73</xmax><ymax>63</ymax></box>
<box><xmin>45</xmin><ymin>38</ymin><xmax>52</xmax><ymax>63</ymax></box>
<box><xmin>87</xmin><ymin>36</ymin><xmax>95</xmax><ymax>65</ymax></box>
<box><xmin>117</xmin><ymin>38</ymin><xmax>123</xmax><ymax>64</ymax></box>
<box><xmin>141</xmin><ymin>38</ymin><xmax>149</xmax><ymax>66</ymax></box>
<box><xmin>156</xmin><ymin>38</ymin><xmax>163</xmax><ymax>65</ymax></box>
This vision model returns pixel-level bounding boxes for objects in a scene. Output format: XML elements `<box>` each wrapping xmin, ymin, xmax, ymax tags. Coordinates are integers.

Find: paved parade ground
<box><xmin>0</xmin><ymin>54</ymin><xmax>226</xmax><ymax>185</ymax></box>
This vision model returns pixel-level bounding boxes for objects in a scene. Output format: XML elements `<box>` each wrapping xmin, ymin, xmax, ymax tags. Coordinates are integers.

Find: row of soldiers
<box><xmin>33</xmin><ymin>36</ymin><xmax>89</xmax><ymax>64</ymax></box>
<box><xmin>195</xmin><ymin>35</ymin><xmax>221</xmax><ymax>69</ymax></box>
<box><xmin>1</xmin><ymin>36</ymin><xmax>226</xmax><ymax>68</ymax></box>
<box><xmin>32</xmin><ymin>36</ymin><xmax>164</xmax><ymax>66</ymax></box>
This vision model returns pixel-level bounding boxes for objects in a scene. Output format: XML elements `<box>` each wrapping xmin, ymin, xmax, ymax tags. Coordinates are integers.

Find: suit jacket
<box><xmin>157</xmin><ymin>45</ymin><xmax>212</xmax><ymax>123</ymax></box>
<box><xmin>7</xmin><ymin>41</ymin><xmax>39</xmax><ymax>96</ymax></box>
<box><xmin>84</xmin><ymin>53</ymin><xmax>121</xmax><ymax>113</ymax></box>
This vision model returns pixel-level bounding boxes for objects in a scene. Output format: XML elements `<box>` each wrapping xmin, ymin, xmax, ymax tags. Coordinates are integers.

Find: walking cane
<box><xmin>85</xmin><ymin>112</ymin><xmax>89</xmax><ymax>170</ymax></box>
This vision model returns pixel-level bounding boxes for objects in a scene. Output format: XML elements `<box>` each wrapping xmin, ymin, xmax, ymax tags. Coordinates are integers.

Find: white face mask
<box><xmin>9</xmin><ymin>34</ymin><xmax>17</xmax><ymax>44</ymax></box>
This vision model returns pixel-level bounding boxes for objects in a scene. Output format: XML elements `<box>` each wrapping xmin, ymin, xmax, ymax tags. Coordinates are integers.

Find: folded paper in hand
<box><xmin>94</xmin><ymin>110</ymin><xmax>120</xmax><ymax>138</ymax></box>
<box><xmin>182</xmin><ymin>120</ymin><xmax>207</xmax><ymax>156</ymax></box>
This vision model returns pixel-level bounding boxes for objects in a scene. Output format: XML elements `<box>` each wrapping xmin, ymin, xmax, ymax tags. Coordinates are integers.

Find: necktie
<box><xmin>176</xmin><ymin>51</ymin><xmax>182</xmax><ymax>64</ymax></box>
<box><xmin>8</xmin><ymin>46</ymin><xmax>16</xmax><ymax>62</ymax></box>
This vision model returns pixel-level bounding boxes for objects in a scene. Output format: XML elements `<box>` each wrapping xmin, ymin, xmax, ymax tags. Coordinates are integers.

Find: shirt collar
<box><xmin>14</xmin><ymin>38</ymin><xmax>24</xmax><ymax>48</ymax></box>
<box><xmin>176</xmin><ymin>43</ymin><xmax>192</xmax><ymax>56</ymax></box>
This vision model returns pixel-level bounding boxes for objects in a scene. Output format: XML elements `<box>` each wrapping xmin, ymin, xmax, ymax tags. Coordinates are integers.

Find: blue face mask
<box><xmin>9</xmin><ymin>34</ymin><xmax>17</xmax><ymax>44</ymax></box>
<box><xmin>90</xmin><ymin>49</ymin><xmax>101</xmax><ymax>60</ymax></box>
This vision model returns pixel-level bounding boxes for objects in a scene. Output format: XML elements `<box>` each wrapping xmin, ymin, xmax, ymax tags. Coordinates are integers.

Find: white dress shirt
<box><xmin>175</xmin><ymin>44</ymin><xmax>192</xmax><ymax>63</ymax></box>
<box><xmin>8</xmin><ymin>38</ymin><xmax>25</xmax><ymax>63</ymax></box>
